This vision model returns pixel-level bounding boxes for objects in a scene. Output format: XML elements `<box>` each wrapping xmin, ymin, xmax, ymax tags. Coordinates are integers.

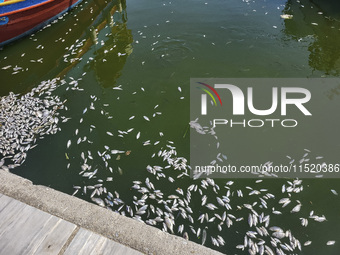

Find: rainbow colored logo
<box><xmin>196</xmin><ymin>82</ymin><xmax>222</xmax><ymax>106</ymax></box>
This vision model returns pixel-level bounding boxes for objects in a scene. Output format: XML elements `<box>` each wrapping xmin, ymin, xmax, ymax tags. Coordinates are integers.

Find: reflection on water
<box><xmin>0</xmin><ymin>0</ymin><xmax>130</xmax><ymax>93</ymax></box>
<box><xmin>283</xmin><ymin>0</ymin><xmax>340</xmax><ymax>75</ymax></box>
<box><xmin>89</xmin><ymin>19</ymin><xmax>133</xmax><ymax>86</ymax></box>
<box><xmin>60</xmin><ymin>0</ymin><xmax>133</xmax><ymax>87</ymax></box>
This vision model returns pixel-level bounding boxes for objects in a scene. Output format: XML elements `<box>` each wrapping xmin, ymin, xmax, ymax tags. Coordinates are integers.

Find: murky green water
<box><xmin>1</xmin><ymin>0</ymin><xmax>340</xmax><ymax>254</ymax></box>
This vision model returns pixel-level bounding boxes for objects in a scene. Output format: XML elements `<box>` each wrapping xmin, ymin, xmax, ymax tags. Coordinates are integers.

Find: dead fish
<box><xmin>91</xmin><ymin>197</ymin><xmax>105</xmax><ymax>207</ymax></box>
<box><xmin>206</xmin><ymin>203</ymin><xmax>217</xmax><ymax>210</ymax></box>
<box><xmin>111</xmin><ymin>150</ymin><xmax>124</xmax><ymax>154</ymax></box>
<box><xmin>165</xmin><ymin>216</ymin><xmax>174</xmax><ymax>233</ymax></box>
<box><xmin>291</xmin><ymin>203</ymin><xmax>302</xmax><ymax>213</ymax></box>
<box><xmin>183</xmin><ymin>232</ymin><xmax>189</xmax><ymax>240</ymax></box>
<box><xmin>118</xmin><ymin>167</ymin><xmax>123</xmax><ymax>175</ymax></box>
<box><xmin>202</xmin><ymin>229</ymin><xmax>207</xmax><ymax>245</ymax></box>
<box><xmin>331</xmin><ymin>189</ymin><xmax>338</xmax><ymax>195</ymax></box>
<box><xmin>304</xmin><ymin>241</ymin><xmax>312</xmax><ymax>246</ymax></box>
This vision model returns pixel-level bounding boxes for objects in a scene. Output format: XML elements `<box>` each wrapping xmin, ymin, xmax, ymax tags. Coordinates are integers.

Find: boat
<box><xmin>0</xmin><ymin>0</ymin><xmax>82</xmax><ymax>47</ymax></box>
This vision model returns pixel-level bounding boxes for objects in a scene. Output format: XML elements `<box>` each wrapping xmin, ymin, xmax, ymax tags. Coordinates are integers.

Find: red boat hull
<box><xmin>0</xmin><ymin>0</ymin><xmax>81</xmax><ymax>46</ymax></box>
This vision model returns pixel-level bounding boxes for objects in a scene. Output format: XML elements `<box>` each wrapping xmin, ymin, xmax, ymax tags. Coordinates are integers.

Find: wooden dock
<box><xmin>0</xmin><ymin>193</ymin><xmax>143</xmax><ymax>255</ymax></box>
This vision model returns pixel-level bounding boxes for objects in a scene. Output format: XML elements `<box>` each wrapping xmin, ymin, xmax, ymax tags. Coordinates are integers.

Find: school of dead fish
<box><xmin>0</xmin><ymin>74</ymin><xmax>337</xmax><ymax>254</ymax></box>
<box><xmin>1</xmin><ymin>77</ymin><xmax>334</xmax><ymax>255</ymax></box>
<box><xmin>72</xmin><ymin>128</ymin><xmax>337</xmax><ymax>255</ymax></box>
<box><xmin>0</xmin><ymin>78</ymin><xmax>67</xmax><ymax>170</ymax></box>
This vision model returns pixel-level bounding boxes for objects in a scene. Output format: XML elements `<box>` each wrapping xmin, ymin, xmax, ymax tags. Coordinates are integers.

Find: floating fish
<box><xmin>280</xmin><ymin>14</ymin><xmax>293</xmax><ymax>19</ymax></box>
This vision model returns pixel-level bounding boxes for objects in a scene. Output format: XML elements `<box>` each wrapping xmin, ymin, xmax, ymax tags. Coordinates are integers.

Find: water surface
<box><xmin>1</xmin><ymin>0</ymin><xmax>340</xmax><ymax>254</ymax></box>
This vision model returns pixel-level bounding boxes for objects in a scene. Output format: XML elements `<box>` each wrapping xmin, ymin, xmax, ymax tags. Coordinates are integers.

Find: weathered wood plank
<box><xmin>63</xmin><ymin>228</ymin><xmax>103</xmax><ymax>255</ymax></box>
<box><xmin>0</xmin><ymin>195</ymin><xmax>75</xmax><ymax>255</ymax></box>
<box><xmin>99</xmin><ymin>237</ymin><xmax>143</xmax><ymax>255</ymax></box>
<box><xmin>0</xmin><ymin>195</ymin><xmax>142</xmax><ymax>255</ymax></box>
<box><xmin>0</xmin><ymin>194</ymin><xmax>21</xmax><ymax>213</ymax></box>
<box><xmin>64</xmin><ymin>228</ymin><xmax>143</xmax><ymax>255</ymax></box>
<box><xmin>0</xmin><ymin>196</ymin><xmax>30</xmax><ymax>232</ymax></box>
<box><xmin>31</xmin><ymin>218</ymin><xmax>76</xmax><ymax>255</ymax></box>
<box><xmin>0</xmin><ymin>198</ymin><xmax>48</xmax><ymax>254</ymax></box>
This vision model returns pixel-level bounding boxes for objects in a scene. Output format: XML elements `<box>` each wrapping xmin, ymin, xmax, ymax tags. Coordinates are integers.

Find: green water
<box><xmin>1</xmin><ymin>0</ymin><xmax>340</xmax><ymax>254</ymax></box>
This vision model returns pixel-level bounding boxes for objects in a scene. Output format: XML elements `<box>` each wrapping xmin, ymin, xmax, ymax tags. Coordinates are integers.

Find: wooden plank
<box><xmin>0</xmin><ymin>198</ymin><xmax>48</xmax><ymax>254</ymax></box>
<box><xmin>30</xmin><ymin>219</ymin><xmax>76</xmax><ymax>255</ymax></box>
<box><xmin>0</xmin><ymin>194</ymin><xmax>19</xmax><ymax>212</ymax></box>
<box><xmin>0</xmin><ymin>195</ymin><xmax>142</xmax><ymax>255</ymax></box>
<box><xmin>0</xmin><ymin>196</ymin><xmax>29</xmax><ymax>231</ymax></box>
<box><xmin>64</xmin><ymin>228</ymin><xmax>143</xmax><ymax>255</ymax></box>
<box><xmin>99</xmin><ymin>237</ymin><xmax>143</xmax><ymax>255</ymax></box>
<box><xmin>0</xmin><ymin>195</ymin><xmax>75</xmax><ymax>255</ymax></box>
<box><xmin>63</xmin><ymin>228</ymin><xmax>102</xmax><ymax>255</ymax></box>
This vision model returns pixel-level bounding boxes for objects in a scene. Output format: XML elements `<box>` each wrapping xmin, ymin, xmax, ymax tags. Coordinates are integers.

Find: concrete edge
<box><xmin>0</xmin><ymin>170</ymin><xmax>224</xmax><ymax>255</ymax></box>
